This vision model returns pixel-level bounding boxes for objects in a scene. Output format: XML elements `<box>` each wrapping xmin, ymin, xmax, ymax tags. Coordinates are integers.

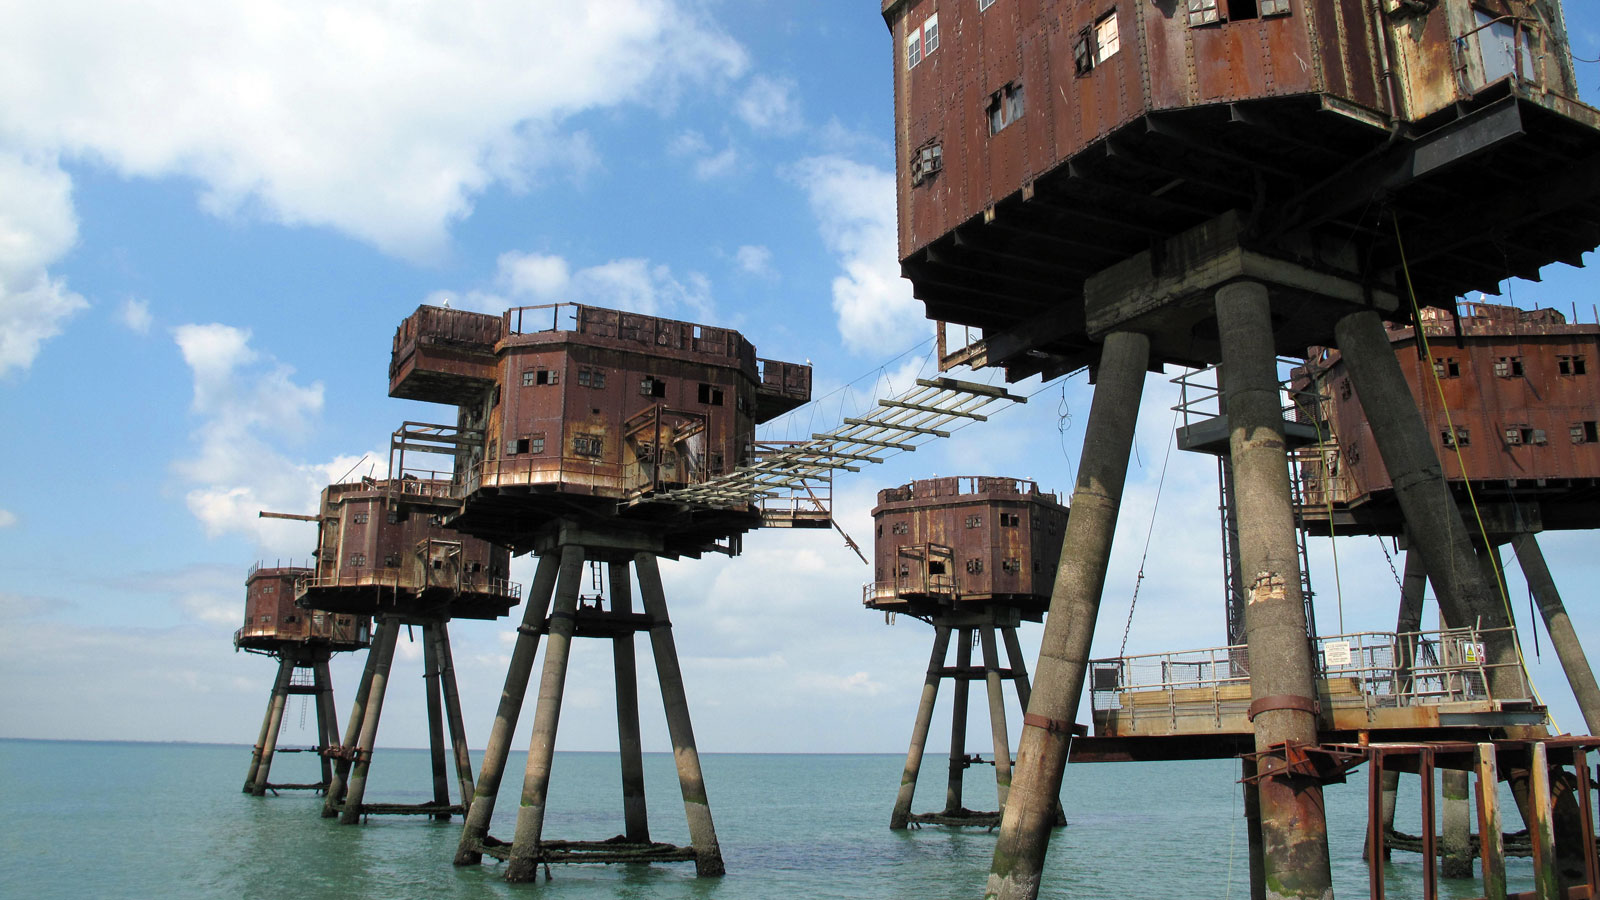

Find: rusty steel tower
<box><xmin>879</xmin><ymin>0</ymin><xmax>1600</xmax><ymax>896</ymax></box>
<box><xmin>236</xmin><ymin>564</ymin><xmax>370</xmax><ymax>797</ymax></box>
<box><xmin>388</xmin><ymin>302</ymin><xmax>813</xmax><ymax>880</ymax></box>
<box><xmin>287</xmin><ymin>477</ymin><xmax>521</xmax><ymax>825</ymax></box>
<box><xmin>868</xmin><ymin>476</ymin><xmax>1069</xmax><ymax>830</ymax></box>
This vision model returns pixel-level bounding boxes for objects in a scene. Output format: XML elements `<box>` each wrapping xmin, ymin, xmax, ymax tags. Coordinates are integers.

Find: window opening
<box><xmin>641</xmin><ymin>377</ymin><xmax>667</xmax><ymax>398</ymax></box>
<box><xmin>1493</xmin><ymin>356</ymin><xmax>1524</xmax><ymax>377</ymax></box>
<box><xmin>349</xmin><ymin>553</ymin><xmax>367</xmax><ymax>567</ymax></box>
<box><xmin>698</xmin><ymin>384</ymin><xmax>725</xmax><ymax>406</ymax></box>
<box><xmin>1000</xmin><ymin>512</ymin><xmax>1020</xmax><ymax>527</ymax></box>
<box><xmin>573</xmin><ymin>434</ymin><xmax>604</xmax><ymax>458</ymax></box>
<box><xmin>929</xmin><ymin>561</ymin><xmax>947</xmax><ymax>575</ymax></box>
<box><xmin>906</xmin><ymin>28</ymin><xmax>922</xmax><ymax>69</ymax></box>
<box><xmin>1003</xmin><ymin>558</ymin><xmax>1021</xmax><ymax>574</ymax></box>
<box><xmin>1187</xmin><ymin>0</ymin><xmax>1220</xmax><ymax>25</ymax></box>
<box><xmin>979</xmin><ymin>0</ymin><xmax>996</xmax><ymax>9</ymax></box>
<box><xmin>1077</xmin><ymin>12</ymin><xmax>1120</xmax><ymax>74</ymax></box>
<box><xmin>1433</xmin><ymin>357</ymin><xmax>1460</xmax><ymax>378</ymax></box>
<box><xmin>910</xmin><ymin>142</ymin><xmax>943</xmax><ymax>186</ymax></box>
<box><xmin>352</xmin><ymin>513</ymin><xmax>368</xmax><ymax>525</ymax></box>
<box><xmin>988</xmin><ymin>82</ymin><xmax>1025</xmax><ymax>135</ymax></box>
<box><xmin>1559</xmin><ymin>355</ymin><xmax>1588</xmax><ymax>376</ymax></box>
<box><xmin>1573</xmin><ymin>421</ymin><xmax>1599</xmax><ymax>443</ymax></box>
<box><xmin>906</xmin><ymin>13</ymin><xmax>939</xmax><ymax>70</ymax></box>
<box><xmin>1227</xmin><ymin>0</ymin><xmax>1258</xmax><ymax>19</ymax></box>
<box><xmin>966</xmin><ymin>558</ymin><xmax>984</xmax><ymax>574</ymax></box>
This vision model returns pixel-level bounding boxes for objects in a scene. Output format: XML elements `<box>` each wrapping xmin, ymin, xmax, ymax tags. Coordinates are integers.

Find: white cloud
<box><xmin>0</xmin><ymin>153</ymin><xmax>88</xmax><ymax>376</ymax></box>
<box><xmin>736</xmin><ymin>75</ymin><xmax>803</xmax><ymax>135</ymax></box>
<box><xmin>734</xmin><ymin>244</ymin><xmax>775</xmax><ymax>278</ymax></box>
<box><xmin>668</xmin><ymin>129</ymin><xmax>741</xmax><ymax>180</ymax></box>
<box><xmin>171</xmin><ymin>322</ymin><xmax>376</xmax><ymax>555</ymax></box>
<box><xmin>0</xmin><ymin>509</ymin><xmax>15</xmax><ymax>528</ymax></box>
<box><xmin>0</xmin><ymin>2</ymin><xmax>748</xmax><ymax>260</ymax></box>
<box><xmin>496</xmin><ymin>251</ymin><xmax>714</xmax><ymax>320</ymax></box>
<box><xmin>120</xmin><ymin>297</ymin><xmax>152</xmax><ymax>334</ymax></box>
<box><xmin>788</xmin><ymin>155</ymin><xmax>926</xmax><ymax>355</ymax></box>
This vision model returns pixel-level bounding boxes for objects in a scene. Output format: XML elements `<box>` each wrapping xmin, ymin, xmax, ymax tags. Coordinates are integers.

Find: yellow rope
<box><xmin>1304</xmin><ymin>363</ymin><xmax>1347</xmax><ymax>634</ymax></box>
<box><xmin>1391</xmin><ymin>219</ymin><xmax>1553</xmax><ymax>724</ymax></box>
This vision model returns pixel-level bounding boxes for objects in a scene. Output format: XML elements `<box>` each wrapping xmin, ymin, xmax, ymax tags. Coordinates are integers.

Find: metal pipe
<box><xmin>324</xmin><ymin>623</ymin><xmax>384</xmax><ymax>818</ymax></box>
<box><xmin>1218</xmin><ymin>280</ymin><xmax>1332</xmax><ymax>900</ymax></box>
<box><xmin>946</xmin><ymin>628</ymin><xmax>973</xmax><ymax>814</ymax></box>
<box><xmin>636</xmin><ymin>552</ymin><xmax>725</xmax><ymax>877</ymax></box>
<box><xmin>503</xmin><ymin>548</ymin><xmax>588</xmax><ymax>883</ymax></box>
<box><xmin>610</xmin><ymin>560</ymin><xmax>650</xmax><ymax>842</ymax></box>
<box><xmin>984</xmin><ymin>330</ymin><xmax>1150</xmax><ymax>900</ymax></box>
<box><xmin>980</xmin><ymin>625</ymin><xmax>1013</xmax><ymax>812</ymax></box>
<box><xmin>339</xmin><ymin>616</ymin><xmax>401</xmax><ymax>824</ymax></box>
<box><xmin>891</xmin><ymin>626</ymin><xmax>952</xmax><ymax>829</ymax></box>
<box><xmin>1513</xmin><ymin>533</ymin><xmax>1600</xmax><ymax>734</ymax></box>
<box><xmin>454</xmin><ymin>550</ymin><xmax>564</xmax><ymax>865</ymax></box>
<box><xmin>249</xmin><ymin>650</ymin><xmax>298</xmax><ymax>796</ymax></box>
<box><xmin>421</xmin><ymin>620</ymin><xmax>452</xmax><ymax>820</ymax></box>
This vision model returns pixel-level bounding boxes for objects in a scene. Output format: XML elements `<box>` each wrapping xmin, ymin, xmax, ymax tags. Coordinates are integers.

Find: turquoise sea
<box><xmin>0</xmin><ymin>739</ymin><xmax>1547</xmax><ymax>898</ymax></box>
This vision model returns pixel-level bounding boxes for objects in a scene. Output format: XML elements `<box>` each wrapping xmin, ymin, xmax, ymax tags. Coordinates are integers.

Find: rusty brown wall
<box><xmin>888</xmin><ymin>0</ymin><xmax>1367</xmax><ymax>260</ymax></box>
<box><xmin>1320</xmin><ymin>331</ymin><xmax>1600</xmax><ymax>497</ymax></box>
<box><xmin>316</xmin><ymin>486</ymin><xmax>510</xmax><ymax>590</ymax></box>
<box><xmin>243</xmin><ymin>569</ymin><xmax>312</xmax><ymax>639</ymax></box>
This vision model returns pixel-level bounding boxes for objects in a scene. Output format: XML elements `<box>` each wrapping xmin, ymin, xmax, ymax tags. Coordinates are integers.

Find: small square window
<box><xmin>352</xmin><ymin>513</ymin><xmax>369</xmax><ymax>525</ymax></box>
<box><xmin>522</xmin><ymin>369</ymin><xmax>537</xmax><ymax>387</ymax></box>
<box><xmin>349</xmin><ymin>553</ymin><xmax>367</xmax><ymax>567</ymax></box>
<box><xmin>573</xmin><ymin>434</ymin><xmax>603</xmax><ymax>458</ymax></box>
<box><xmin>892</xmin><ymin>521</ymin><xmax>909</xmax><ymax>535</ymax></box>
<box><xmin>966</xmin><ymin>558</ymin><xmax>984</xmax><ymax>574</ymax></box>
<box><xmin>1494</xmin><ymin>356</ymin><xmax>1524</xmax><ymax>377</ymax></box>
<box><xmin>987</xmin><ymin>82</ymin><xmax>1025</xmax><ymax>135</ymax></box>
<box><xmin>1433</xmin><ymin>357</ymin><xmax>1460</xmax><ymax>378</ymax></box>
<box><xmin>906</xmin><ymin>29</ymin><xmax>922</xmax><ymax>69</ymax></box>
<box><xmin>1187</xmin><ymin>0</ymin><xmax>1220</xmax><ymax>26</ymax></box>
<box><xmin>1000</xmin><ymin>513</ymin><xmax>1020</xmax><ymax>527</ymax></box>
<box><xmin>530</xmin><ymin>435</ymin><xmax>545</xmax><ymax>454</ymax></box>
<box><xmin>1572</xmin><ymin>421</ymin><xmax>1599</xmax><ymax>443</ymax></box>
<box><xmin>641</xmin><ymin>377</ymin><xmax>666</xmax><ymax>398</ymax></box>
<box><xmin>1559</xmin><ymin>355</ymin><xmax>1588</xmax><ymax>376</ymax></box>
<box><xmin>698</xmin><ymin>384</ymin><xmax>725</xmax><ymax>406</ymax></box>
<box><xmin>577</xmin><ymin>368</ymin><xmax>591</xmax><ymax>387</ymax></box>
<box><xmin>1003</xmin><ymin>558</ymin><xmax>1021</xmax><ymax>574</ymax></box>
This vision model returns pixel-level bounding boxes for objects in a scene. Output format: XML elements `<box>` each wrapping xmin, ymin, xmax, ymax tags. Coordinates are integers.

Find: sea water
<box><xmin>0</xmin><ymin>739</ymin><xmax>1543</xmax><ymax>899</ymax></box>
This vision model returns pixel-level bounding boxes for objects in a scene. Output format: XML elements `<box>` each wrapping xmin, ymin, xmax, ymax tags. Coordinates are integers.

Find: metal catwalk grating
<box><xmin>645</xmin><ymin>377</ymin><xmax>1026</xmax><ymax>516</ymax></box>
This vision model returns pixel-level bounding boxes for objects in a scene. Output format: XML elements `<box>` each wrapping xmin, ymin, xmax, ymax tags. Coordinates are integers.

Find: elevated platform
<box><xmin>295</xmin><ymin>576</ymin><xmax>520</xmax><ymax>621</ymax></box>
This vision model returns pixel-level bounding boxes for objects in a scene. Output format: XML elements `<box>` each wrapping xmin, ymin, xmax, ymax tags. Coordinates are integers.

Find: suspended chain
<box><xmin>646</xmin><ymin>376</ymin><xmax>1026</xmax><ymax>509</ymax></box>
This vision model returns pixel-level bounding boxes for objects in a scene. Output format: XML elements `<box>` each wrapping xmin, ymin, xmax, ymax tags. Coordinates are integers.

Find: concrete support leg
<box><xmin>636</xmin><ymin>552</ymin><xmax>725</xmax><ymax>877</ymax></box>
<box><xmin>1334</xmin><ymin>308</ymin><xmax>1518</xmax><ymax>694</ymax></box>
<box><xmin>422</xmin><ymin>620</ymin><xmax>452</xmax><ymax>820</ymax></box>
<box><xmin>433</xmin><ymin>620</ymin><xmax>476</xmax><ymax>816</ymax></box>
<box><xmin>324</xmin><ymin>623</ymin><xmax>384</xmax><ymax>818</ymax></box>
<box><xmin>339</xmin><ymin>616</ymin><xmax>401</xmax><ymax>824</ymax></box>
<box><xmin>1441</xmin><ymin>769</ymin><xmax>1473</xmax><ymax>878</ymax></box>
<box><xmin>1531</xmin><ymin>743</ymin><xmax>1560</xmax><ymax>900</ymax></box>
<box><xmin>249</xmin><ymin>651</ymin><xmax>298</xmax><ymax>796</ymax></box>
<box><xmin>1218</xmin><ymin>280</ymin><xmax>1332</xmax><ymax>900</ymax></box>
<box><xmin>980</xmin><ymin>626</ymin><xmax>1013</xmax><ymax>812</ymax></box>
<box><xmin>504</xmin><ymin>548</ymin><xmax>589</xmax><ymax>883</ymax></box>
<box><xmin>609</xmin><ymin>560</ymin><xmax>649</xmax><ymax>843</ymax></box>
<box><xmin>313</xmin><ymin>655</ymin><xmax>339</xmax><ymax>790</ymax></box>
<box><xmin>984</xmin><ymin>330</ymin><xmax>1150</xmax><ymax>900</ymax></box>
<box><xmin>1001</xmin><ymin>626</ymin><xmax>1066</xmax><ymax>827</ymax></box>
<box><xmin>1514</xmin><ymin>533</ymin><xmax>1600</xmax><ymax>734</ymax></box>
<box><xmin>454</xmin><ymin>550</ymin><xmax>565</xmax><ymax>865</ymax></box>
<box><xmin>891</xmin><ymin>626</ymin><xmax>952</xmax><ymax>829</ymax></box>
<box><xmin>1477</xmin><ymin>744</ymin><xmax>1508</xmax><ymax>900</ymax></box>
<box><xmin>946</xmin><ymin>629</ymin><xmax>973</xmax><ymax>815</ymax></box>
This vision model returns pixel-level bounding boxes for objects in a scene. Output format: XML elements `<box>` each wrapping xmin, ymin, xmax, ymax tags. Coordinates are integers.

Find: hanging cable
<box><xmin>1118</xmin><ymin>400</ymin><xmax>1181</xmax><ymax>659</ymax></box>
<box><xmin>1393</xmin><ymin>218</ymin><xmax>1553</xmax><ymax>721</ymax></box>
<box><xmin>1304</xmin><ymin>367</ymin><xmax>1348</xmax><ymax>633</ymax></box>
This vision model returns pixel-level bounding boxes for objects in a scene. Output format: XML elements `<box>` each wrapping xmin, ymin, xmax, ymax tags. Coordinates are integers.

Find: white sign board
<box><xmin>1323</xmin><ymin>640</ymin><xmax>1352</xmax><ymax>667</ymax></box>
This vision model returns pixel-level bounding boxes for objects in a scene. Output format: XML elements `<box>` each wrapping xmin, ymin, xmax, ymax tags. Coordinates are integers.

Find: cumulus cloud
<box><xmin>0</xmin><ymin>1</ymin><xmax>748</xmax><ymax>260</ymax></box>
<box><xmin>668</xmin><ymin>130</ymin><xmax>741</xmax><ymax>180</ymax></box>
<box><xmin>736</xmin><ymin>75</ymin><xmax>803</xmax><ymax>135</ymax></box>
<box><xmin>0</xmin><ymin>509</ymin><xmax>15</xmax><ymax>528</ymax></box>
<box><xmin>734</xmin><ymin>244</ymin><xmax>775</xmax><ymax>278</ymax></box>
<box><xmin>120</xmin><ymin>297</ymin><xmax>152</xmax><ymax>334</ymax></box>
<box><xmin>788</xmin><ymin>155</ymin><xmax>926</xmax><ymax>355</ymax></box>
<box><xmin>0</xmin><ymin>153</ymin><xmax>88</xmax><ymax>375</ymax></box>
<box><xmin>171</xmin><ymin>322</ymin><xmax>375</xmax><ymax>554</ymax></box>
<box><xmin>496</xmin><ymin>251</ymin><xmax>714</xmax><ymax>320</ymax></box>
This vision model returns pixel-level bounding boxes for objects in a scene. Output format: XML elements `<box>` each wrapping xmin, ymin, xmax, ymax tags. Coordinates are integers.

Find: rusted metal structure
<box><xmin>235</xmin><ymin>564</ymin><xmax>370</xmax><ymax>797</ymax></box>
<box><xmin>879</xmin><ymin>0</ymin><xmax>1600</xmax><ymax>896</ymax></box>
<box><xmin>287</xmin><ymin>477</ymin><xmax>520</xmax><ymax>825</ymax></box>
<box><xmin>866</xmin><ymin>476</ymin><xmax>1069</xmax><ymax>828</ymax></box>
<box><xmin>388</xmin><ymin>302</ymin><xmax>813</xmax><ymax>879</ymax></box>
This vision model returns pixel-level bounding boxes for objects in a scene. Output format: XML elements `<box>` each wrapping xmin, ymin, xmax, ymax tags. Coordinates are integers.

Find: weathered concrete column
<box><xmin>1242</xmin><ymin>756</ymin><xmax>1267</xmax><ymax>900</ymax></box>
<box><xmin>324</xmin><ymin>623</ymin><xmax>385</xmax><ymax>818</ymax></box>
<box><xmin>609</xmin><ymin>560</ymin><xmax>650</xmax><ymax>842</ymax></box>
<box><xmin>1514</xmin><ymin>533</ymin><xmax>1600</xmax><ymax>734</ymax></box>
<box><xmin>421</xmin><ymin>620</ymin><xmax>452</xmax><ymax>820</ymax></box>
<box><xmin>1333</xmin><ymin>308</ymin><xmax>1518</xmax><ymax>693</ymax></box>
<box><xmin>248</xmin><ymin>650</ymin><xmax>298</xmax><ymax>795</ymax></box>
<box><xmin>339</xmin><ymin>616</ymin><xmax>401</xmax><ymax>824</ymax></box>
<box><xmin>1441</xmin><ymin>768</ymin><xmax>1473</xmax><ymax>877</ymax></box>
<box><xmin>432</xmin><ymin>620</ymin><xmax>475</xmax><ymax>815</ymax></box>
<box><xmin>636</xmin><ymin>552</ymin><xmax>725</xmax><ymax>877</ymax></box>
<box><xmin>946</xmin><ymin>628</ymin><xmax>974</xmax><ymax>814</ymax></box>
<box><xmin>1374</xmin><ymin>547</ymin><xmax>1430</xmax><ymax>857</ymax></box>
<box><xmin>504</xmin><ymin>547</ymin><xmax>589</xmax><ymax>883</ymax></box>
<box><xmin>1000</xmin><ymin>626</ymin><xmax>1066</xmax><ymax>827</ymax></box>
<box><xmin>1217</xmin><ymin>280</ymin><xmax>1332</xmax><ymax>900</ymax></box>
<box><xmin>454</xmin><ymin>549</ymin><xmax>565</xmax><ymax>865</ymax></box>
<box><xmin>984</xmin><ymin>330</ymin><xmax>1150</xmax><ymax>900</ymax></box>
<box><xmin>891</xmin><ymin>625</ymin><xmax>951</xmax><ymax>829</ymax></box>
<box><xmin>980</xmin><ymin>625</ymin><xmax>1013</xmax><ymax>812</ymax></box>
<box><xmin>313</xmin><ymin>655</ymin><xmax>339</xmax><ymax>790</ymax></box>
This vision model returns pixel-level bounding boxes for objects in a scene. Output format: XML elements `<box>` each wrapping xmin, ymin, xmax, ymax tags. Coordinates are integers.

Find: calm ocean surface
<box><xmin>0</xmin><ymin>739</ymin><xmax>1543</xmax><ymax>898</ymax></box>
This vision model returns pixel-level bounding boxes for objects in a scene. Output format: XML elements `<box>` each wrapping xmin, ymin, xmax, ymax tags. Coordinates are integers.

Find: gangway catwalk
<box><xmin>874</xmin><ymin>0</ymin><xmax>1600</xmax><ymax>896</ymax></box>
<box><xmin>235</xmin><ymin>562</ymin><xmax>370</xmax><ymax>796</ymax></box>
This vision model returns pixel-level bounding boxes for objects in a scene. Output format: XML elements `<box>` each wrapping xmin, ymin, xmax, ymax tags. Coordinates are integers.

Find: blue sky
<box><xmin>3</xmin><ymin>2</ymin><xmax>1599</xmax><ymax>760</ymax></box>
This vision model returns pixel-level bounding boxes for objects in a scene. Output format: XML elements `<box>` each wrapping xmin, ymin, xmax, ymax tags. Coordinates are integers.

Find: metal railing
<box><xmin>861</xmin><ymin>573</ymin><xmax>958</xmax><ymax>606</ymax></box>
<box><xmin>296</xmin><ymin>569</ymin><xmax>521</xmax><ymax>601</ymax></box>
<box><xmin>1089</xmin><ymin>627</ymin><xmax>1530</xmax><ymax>726</ymax></box>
